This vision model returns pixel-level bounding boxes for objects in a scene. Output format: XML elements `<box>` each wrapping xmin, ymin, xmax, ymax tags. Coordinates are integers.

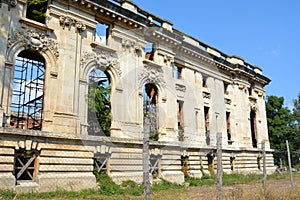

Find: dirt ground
<box><xmin>175</xmin><ymin>178</ymin><xmax>299</xmax><ymax>200</ymax></box>
<box><xmin>148</xmin><ymin>174</ymin><xmax>300</xmax><ymax>200</ymax></box>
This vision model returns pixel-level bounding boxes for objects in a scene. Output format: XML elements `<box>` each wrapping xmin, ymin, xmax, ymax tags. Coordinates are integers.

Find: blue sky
<box><xmin>133</xmin><ymin>0</ymin><xmax>300</xmax><ymax>108</ymax></box>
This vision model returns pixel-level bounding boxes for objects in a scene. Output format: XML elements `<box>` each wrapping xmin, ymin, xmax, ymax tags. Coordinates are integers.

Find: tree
<box><xmin>88</xmin><ymin>83</ymin><xmax>111</xmax><ymax>137</ymax></box>
<box><xmin>266</xmin><ymin>95</ymin><xmax>295</xmax><ymax>151</ymax></box>
<box><xmin>292</xmin><ymin>94</ymin><xmax>300</xmax><ymax>161</ymax></box>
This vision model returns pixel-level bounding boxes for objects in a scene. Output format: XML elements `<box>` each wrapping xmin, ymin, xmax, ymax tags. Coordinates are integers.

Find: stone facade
<box><xmin>0</xmin><ymin>0</ymin><xmax>274</xmax><ymax>192</ymax></box>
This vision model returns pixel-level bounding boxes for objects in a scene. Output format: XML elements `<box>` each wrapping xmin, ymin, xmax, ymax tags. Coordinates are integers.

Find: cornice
<box><xmin>65</xmin><ymin>0</ymin><xmax>148</xmax><ymax>29</ymax></box>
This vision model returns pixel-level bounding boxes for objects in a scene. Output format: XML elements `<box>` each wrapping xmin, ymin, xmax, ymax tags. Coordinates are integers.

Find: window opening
<box><xmin>206</xmin><ymin>153</ymin><xmax>215</xmax><ymax>175</ymax></box>
<box><xmin>145</xmin><ymin>42</ymin><xmax>154</xmax><ymax>61</ymax></box>
<box><xmin>224</xmin><ymin>82</ymin><xmax>229</xmax><ymax>94</ymax></box>
<box><xmin>95</xmin><ymin>22</ymin><xmax>109</xmax><ymax>45</ymax></box>
<box><xmin>250</xmin><ymin>110</ymin><xmax>257</xmax><ymax>148</ymax></box>
<box><xmin>173</xmin><ymin>65</ymin><xmax>182</xmax><ymax>79</ymax></box>
<box><xmin>150</xmin><ymin>154</ymin><xmax>161</xmax><ymax>178</ymax></box>
<box><xmin>10</xmin><ymin>50</ymin><xmax>45</xmax><ymax>130</ymax></box>
<box><xmin>226</xmin><ymin>112</ymin><xmax>231</xmax><ymax>143</ymax></box>
<box><xmin>180</xmin><ymin>155</ymin><xmax>189</xmax><ymax>178</ymax></box>
<box><xmin>204</xmin><ymin>106</ymin><xmax>210</xmax><ymax>145</ymax></box>
<box><xmin>230</xmin><ymin>156</ymin><xmax>235</xmax><ymax>171</ymax></box>
<box><xmin>143</xmin><ymin>83</ymin><xmax>158</xmax><ymax>141</ymax></box>
<box><xmin>94</xmin><ymin>153</ymin><xmax>111</xmax><ymax>173</ymax></box>
<box><xmin>249</xmin><ymin>83</ymin><xmax>254</xmax><ymax>96</ymax></box>
<box><xmin>14</xmin><ymin>149</ymin><xmax>39</xmax><ymax>182</ymax></box>
<box><xmin>87</xmin><ymin>68</ymin><xmax>111</xmax><ymax>136</ymax></box>
<box><xmin>26</xmin><ymin>0</ymin><xmax>48</xmax><ymax>23</ymax></box>
<box><xmin>177</xmin><ymin>100</ymin><xmax>184</xmax><ymax>141</ymax></box>
<box><xmin>202</xmin><ymin>75</ymin><xmax>207</xmax><ymax>87</ymax></box>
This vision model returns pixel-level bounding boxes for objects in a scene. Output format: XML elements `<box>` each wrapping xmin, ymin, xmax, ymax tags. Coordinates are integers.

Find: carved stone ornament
<box><xmin>8</xmin><ymin>30</ymin><xmax>59</xmax><ymax>58</ymax></box>
<box><xmin>250</xmin><ymin>101</ymin><xmax>257</xmax><ymax>112</ymax></box>
<box><xmin>0</xmin><ymin>0</ymin><xmax>17</xmax><ymax>9</ymax></box>
<box><xmin>139</xmin><ymin>65</ymin><xmax>166</xmax><ymax>87</ymax></box>
<box><xmin>121</xmin><ymin>38</ymin><xmax>141</xmax><ymax>53</ymax></box>
<box><xmin>59</xmin><ymin>15</ymin><xmax>86</xmax><ymax>33</ymax></box>
<box><xmin>202</xmin><ymin>91</ymin><xmax>211</xmax><ymax>99</ymax></box>
<box><xmin>225</xmin><ymin>98</ymin><xmax>232</xmax><ymax>105</ymax></box>
<box><xmin>81</xmin><ymin>50</ymin><xmax>121</xmax><ymax>77</ymax></box>
<box><xmin>175</xmin><ymin>83</ymin><xmax>186</xmax><ymax>92</ymax></box>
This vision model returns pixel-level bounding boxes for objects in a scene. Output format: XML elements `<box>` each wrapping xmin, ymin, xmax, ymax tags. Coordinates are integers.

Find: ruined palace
<box><xmin>0</xmin><ymin>0</ymin><xmax>274</xmax><ymax>192</ymax></box>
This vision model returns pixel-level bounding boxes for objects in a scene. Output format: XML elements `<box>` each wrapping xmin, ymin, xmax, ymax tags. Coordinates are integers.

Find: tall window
<box><xmin>87</xmin><ymin>68</ymin><xmax>111</xmax><ymax>136</ymax></box>
<box><xmin>173</xmin><ymin>65</ymin><xmax>182</xmax><ymax>79</ymax></box>
<box><xmin>250</xmin><ymin>110</ymin><xmax>257</xmax><ymax>148</ymax></box>
<box><xmin>10</xmin><ymin>50</ymin><xmax>45</xmax><ymax>130</ymax></box>
<box><xmin>226</xmin><ymin>112</ymin><xmax>231</xmax><ymax>142</ymax></box>
<box><xmin>95</xmin><ymin>22</ymin><xmax>109</xmax><ymax>45</ymax></box>
<box><xmin>177</xmin><ymin>100</ymin><xmax>184</xmax><ymax>141</ymax></box>
<box><xmin>202</xmin><ymin>75</ymin><xmax>207</xmax><ymax>87</ymax></box>
<box><xmin>224</xmin><ymin>82</ymin><xmax>229</xmax><ymax>94</ymax></box>
<box><xmin>143</xmin><ymin>83</ymin><xmax>158</xmax><ymax>140</ymax></box>
<box><xmin>145</xmin><ymin>42</ymin><xmax>154</xmax><ymax>61</ymax></box>
<box><xmin>204</xmin><ymin>106</ymin><xmax>210</xmax><ymax>145</ymax></box>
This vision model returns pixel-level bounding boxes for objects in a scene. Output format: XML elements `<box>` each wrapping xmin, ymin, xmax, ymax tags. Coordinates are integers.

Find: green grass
<box><xmin>185</xmin><ymin>176</ymin><xmax>216</xmax><ymax>187</ymax></box>
<box><xmin>151</xmin><ymin>179</ymin><xmax>183</xmax><ymax>192</ymax></box>
<box><xmin>1</xmin><ymin>173</ymin><xmax>299</xmax><ymax>200</ymax></box>
<box><xmin>186</xmin><ymin>173</ymin><xmax>266</xmax><ymax>187</ymax></box>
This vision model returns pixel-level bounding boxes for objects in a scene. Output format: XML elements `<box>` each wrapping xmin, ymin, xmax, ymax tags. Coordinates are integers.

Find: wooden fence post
<box><xmin>286</xmin><ymin>140</ymin><xmax>294</xmax><ymax>190</ymax></box>
<box><xmin>217</xmin><ymin>132</ymin><xmax>223</xmax><ymax>200</ymax></box>
<box><xmin>143</xmin><ymin>117</ymin><xmax>150</xmax><ymax>200</ymax></box>
<box><xmin>261</xmin><ymin>141</ymin><xmax>267</xmax><ymax>192</ymax></box>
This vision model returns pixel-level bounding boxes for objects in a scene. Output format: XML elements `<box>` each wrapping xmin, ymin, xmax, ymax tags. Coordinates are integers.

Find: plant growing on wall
<box><xmin>88</xmin><ymin>83</ymin><xmax>111</xmax><ymax>136</ymax></box>
<box><xmin>26</xmin><ymin>0</ymin><xmax>48</xmax><ymax>23</ymax></box>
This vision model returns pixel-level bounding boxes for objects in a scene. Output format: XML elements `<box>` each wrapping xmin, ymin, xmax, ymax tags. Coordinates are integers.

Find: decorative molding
<box><xmin>0</xmin><ymin>0</ymin><xmax>17</xmax><ymax>10</ymax></box>
<box><xmin>175</xmin><ymin>83</ymin><xmax>186</xmax><ymax>92</ymax></box>
<box><xmin>139</xmin><ymin>65</ymin><xmax>166</xmax><ymax>87</ymax></box>
<box><xmin>238</xmin><ymin>83</ymin><xmax>246</xmax><ymax>90</ymax></box>
<box><xmin>249</xmin><ymin>97</ymin><xmax>257</xmax><ymax>112</ymax></box>
<box><xmin>121</xmin><ymin>38</ymin><xmax>141</xmax><ymax>53</ymax></box>
<box><xmin>8</xmin><ymin>29</ymin><xmax>59</xmax><ymax>58</ymax></box>
<box><xmin>225</xmin><ymin>98</ymin><xmax>232</xmax><ymax>105</ymax></box>
<box><xmin>164</xmin><ymin>54</ymin><xmax>174</xmax><ymax>63</ymax></box>
<box><xmin>59</xmin><ymin>15</ymin><xmax>86</xmax><ymax>33</ymax></box>
<box><xmin>202</xmin><ymin>91</ymin><xmax>211</xmax><ymax>99</ymax></box>
<box><xmin>80</xmin><ymin>49</ymin><xmax>121</xmax><ymax>77</ymax></box>
<box><xmin>50</xmin><ymin>71</ymin><xmax>58</xmax><ymax>79</ymax></box>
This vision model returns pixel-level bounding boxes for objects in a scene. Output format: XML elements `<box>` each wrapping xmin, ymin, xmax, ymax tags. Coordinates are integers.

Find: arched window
<box><xmin>10</xmin><ymin>50</ymin><xmax>45</xmax><ymax>130</ymax></box>
<box><xmin>143</xmin><ymin>83</ymin><xmax>158</xmax><ymax>140</ymax></box>
<box><xmin>87</xmin><ymin>68</ymin><xmax>111</xmax><ymax>136</ymax></box>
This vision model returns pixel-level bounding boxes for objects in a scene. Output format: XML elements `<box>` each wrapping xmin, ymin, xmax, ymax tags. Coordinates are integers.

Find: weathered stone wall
<box><xmin>0</xmin><ymin>128</ymin><xmax>276</xmax><ymax>192</ymax></box>
<box><xmin>0</xmin><ymin>0</ymin><xmax>275</xmax><ymax>192</ymax></box>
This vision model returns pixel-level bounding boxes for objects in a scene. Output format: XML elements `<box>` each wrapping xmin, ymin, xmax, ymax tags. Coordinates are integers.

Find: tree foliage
<box><xmin>266</xmin><ymin>95</ymin><xmax>300</xmax><ymax>166</ymax></box>
<box><xmin>26</xmin><ymin>0</ymin><xmax>48</xmax><ymax>23</ymax></box>
<box><xmin>266</xmin><ymin>96</ymin><xmax>295</xmax><ymax>151</ymax></box>
<box><xmin>88</xmin><ymin>83</ymin><xmax>111</xmax><ymax>137</ymax></box>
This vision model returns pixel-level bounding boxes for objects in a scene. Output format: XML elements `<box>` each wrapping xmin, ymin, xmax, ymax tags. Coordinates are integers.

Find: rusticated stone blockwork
<box><xmin>0</xmin><ymin>0</ymin><xmax>275</xmax><ymax>192</ymax></box>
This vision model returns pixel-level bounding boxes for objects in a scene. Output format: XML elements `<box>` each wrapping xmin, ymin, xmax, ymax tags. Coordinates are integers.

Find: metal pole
<box><xmin>143</xmin><ymin>116</ymin><xmax>150</xmax><ymax>200</ymax></box>
<box><xmin>261</xmin><ymin>141</ymin><xmax>267</xmax><ymax>192</ymax></box>
<box><xmin>286</xmin><ymin>140</ymin><xmax>294</xmax><ymax>189</ymax></box>
<box><xmin>217</xmin><ymin>132</ymin><xmax>223</xmax><ymax>200</ymax></box>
